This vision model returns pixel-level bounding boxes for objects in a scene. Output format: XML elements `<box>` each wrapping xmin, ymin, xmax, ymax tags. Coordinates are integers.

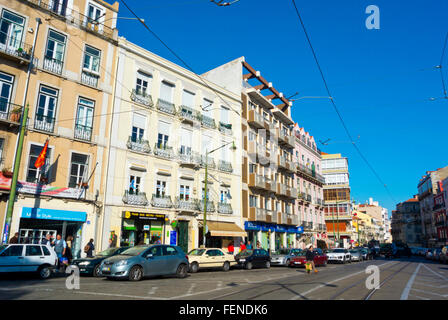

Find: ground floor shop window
<box><xmin>120</xmin><ymin>211</ymin><xmax>166</xmax><ymax>246</ymax></box>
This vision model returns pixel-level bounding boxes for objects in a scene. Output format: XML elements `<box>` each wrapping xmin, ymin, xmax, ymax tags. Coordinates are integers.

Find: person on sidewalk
<box><xmin>9</xmin><ymin>232</ymin><xmax>19</xmax><ymax>244</ymax></box>
<box><xmin>227</xmin><ymin>241</ymin><xmax>234</xmax><ymax>255</ymax></box>
<box><xmin>84</xmin><ymin>239</ymin><xmax>95</xmax><ymax>258</ymax></box>
<box><xmin>305</xmin><ymin>245</ymin><xmax>318</xmax><ymax>274</ymax></box>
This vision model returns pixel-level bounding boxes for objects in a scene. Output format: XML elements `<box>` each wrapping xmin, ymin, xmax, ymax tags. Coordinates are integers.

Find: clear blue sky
<box><xmin>116</xmin><ymin>0</ymin><xmax>448</xmax><ymax>215</ymax></box>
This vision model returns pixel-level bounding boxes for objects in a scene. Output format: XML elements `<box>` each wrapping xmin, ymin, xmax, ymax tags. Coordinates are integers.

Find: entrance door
<box><xmin>177</xmin><ymin>221</ymin><xmax>189</xmax><ymax>253</ymax></box>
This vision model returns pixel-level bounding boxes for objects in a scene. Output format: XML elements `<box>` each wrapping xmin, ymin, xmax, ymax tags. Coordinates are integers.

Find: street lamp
<box><xmin>202</xmin><ymin>140</ymin><xmax>236</xmax><ymax>248</ymax></box>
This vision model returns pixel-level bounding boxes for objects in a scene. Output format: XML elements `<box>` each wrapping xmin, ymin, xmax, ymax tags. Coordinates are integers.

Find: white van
<box><xmin>0</xmin><ymin>244</ymin><xmax>58</xmax><ymax>279</ymax></box>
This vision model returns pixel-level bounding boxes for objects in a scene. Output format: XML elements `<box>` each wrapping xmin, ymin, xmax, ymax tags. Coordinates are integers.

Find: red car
<box><xmin>289</xmin><ymin>248</ymin><xmax>328</xmax><ymax>267</ymax></box>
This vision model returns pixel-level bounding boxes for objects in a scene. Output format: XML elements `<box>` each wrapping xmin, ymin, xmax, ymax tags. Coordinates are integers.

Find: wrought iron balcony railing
<box><xmin>0</xmin><ymin>32</ymin><xmax>34</xmax><ymax>63</ymax></box>
<box><xmin>175</xmin><ymin>197</ymin><xmax>199</xmax><ymax>211</ymax></box>
<box><xmin>200</xmin><ymin>114</ymin><xmax>216</xmax><ymax>129</ymax></box>
<box><xmin>74</xmin><ymin>124</ymin><xmax>92</xmax><ymax>142</ymax></box>
<box><xmin>255</xmin><ymin>207</ymin><xmax>266</xmax><ymax>221</ymax></box>
<box><xmin>200</xmin><ymin>155</ymin><xmax>216</xmax><ymax>169</ymax></box>
<box><xmin>34</xmin><ymin>114</ymin><xmax>55</xmax><ymax>133</ymax></box>
<box><xmin>218</xmin><ymin>202</ymin><xmax>233</xmax><ymax>214</ymax></box>
<box><xmin>154</xmin><ymin>143</ymin><xmax>174</xmax><ymax>159</ymax></box>
<box><xmin>157</xmin><ymin>99</ymin><xmax>176</xmax><ymax>115</ymax></box>
<box><xmin>218</xmin><ymin>160</ymin><xmax>233</xmax><ymax>173</ymax></box>
<box><xmin>131</xmin><ymin>89</ymin><xmax>153</xmax><ymax>108</ymax></box>
<box><xmin>199</xmin><ymin>200</ymin><xmax>215</xmax><ymax>212</ymax></box>
<box><xmin>178</xmin><ymin>150</ymin><xmax>201</xmax><ymax>166</ymax></box>
<box><xmin>81</xmin><ymin>70</ymin><xmax>99</xmax><ymax>87</ymax></box>
<box><xmin>219</xmin><ymin>122</ymin><xmax>232</xmax><ymax>135</ymax></box>
<box><xmin>43</xmin><ymin>56</ymin><xmax>63</xmax><ymax>74</ymax></box>
<box><xmin>151</xmin><ymin>194</ymin><xmax>173</xmax><ymax>208</ymax></box>
<box><xmin>179</xmin><ymin>105</ymin><xmax>199</xmax><ymax>123</ymax></box>
<box><xmin>127</xmin><ymin>136</ymin><xmax>151</xmax><ymax>154</ymax></box>
<box><xmin>123</xmin><ymin>190</ymin><xmax>148</xmax><ymax>206</ymax></box>
<box><xmin>0</xmin><ymin>102</ymin><xmax>22</xmax><ymax>124</ymax></box>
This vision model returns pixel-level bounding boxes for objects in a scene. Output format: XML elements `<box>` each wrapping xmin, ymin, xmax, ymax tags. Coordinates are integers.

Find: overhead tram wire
<box><xmin>438</xmin><ymin>31</ymin><xmax>448</xmax><ymax>98</ymax></box>
<box><xmin>290</xmin><ymin>0</ymin><xmax>397</xmax><ymax>203</ymax></box>
<box><xmin>119</xmin><ymin>0</ymin><xmax>241</xmax><ymax>117</ymax></box>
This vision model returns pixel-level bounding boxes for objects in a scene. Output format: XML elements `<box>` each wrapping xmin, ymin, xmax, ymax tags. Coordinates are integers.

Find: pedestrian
<box><xmin>240</xmin><ymin>241</ymin><xmax>246</xmax><ymax>252</ymax></box>
<box><xmin>109</xmin><ymin>231</ymin><xmax>117</xmax><ymax>248</ymax></box>
<box><xmin>41</xmin><ymin>233</ymin><xmax>52</xmax><ymax>245</ymax></box>
<box><xmin>54</xmin><ymin>234</ymin><xmax>67</xmax><ymax>271</ymax></box>
<box><xmin>246</xmin><ymin>241</ymin><xmax>252</xmax><ymax>250</ymax></box>
<box><xmin>84</xmin><ymin>239</ymin><xmax>95</xmax><ymax>258</ymax></box>
<box><xmin>155</xmin><ymin>237</ymin><xmax>161</xmax><ymax>244</ymax></box>
<box><xmin>9</xmin><ymin>232</ymin><xmax>19</xmax><ymax>244</ymax></box>
<box><xmin>305</xmin><ymin>245</ymin><xmax>318</xmax><ymax>274</ymax></box>
<box><xmin>64</xmin><ymin>236</ymin><xmax>73</xmax><ymax>265</ymax></box>
<box><xmin>228</xmin><ymin>241</ymin><xmax>234</xmax><ymax>254</ymax></box>
<box><xmin>256</xmin><ymin>241</ymin><xmax>261</xmax><ymax>249</ymax></box>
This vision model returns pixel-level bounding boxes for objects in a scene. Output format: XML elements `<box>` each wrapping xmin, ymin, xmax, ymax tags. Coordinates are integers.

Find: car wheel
<box><xmin>176</xmin><ymin>264</ymin><xmax>188</xmax><ymax>278</ymax></box>
<box><xmin>323</xmin><ymin>260</ymin><xmax>327</xmax><ymax>267</ymax></box>
<box><xmin>190</xmin><ymin>262</ymin><xmax>199</xmax><ymax>273</ymax></box>
<box><xmin>128</xmin><ymin>266</ymin><xmax>143</xmax><ymax>281</ymax></box>
<box><xmin>245</xmin><ymin>262</ymin><xmax>253</xmax><ymax>270</ymax></box>
<box><xmin>343</xmin><ymin>258</ymin><xmax>346</xmax><ymax>264</ymax></box>
<box><xmin>265</xmin><ymin>261</ymin><xmax>271</xmax><ymax>269</ymax></box>
<box><xmin>93</xmin><ymin>264</ymin><xmax>101</xmax><ymax>277</ymax></box>
<box><xmin>38</xmin><ymin>266</ymin><xmax>52</xmax><ymax>279</ymax></box>
<box><xmin>222</xmin><ymin>261</ymin><xmax>230</xmax><ymax>272</ymax></box>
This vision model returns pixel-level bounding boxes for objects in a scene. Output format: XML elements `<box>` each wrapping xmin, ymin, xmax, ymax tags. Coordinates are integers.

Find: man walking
<box><xmin>306</xmin><ymin>245</ymin><xmax>318</xmax><ymax>274</ymax></box>
<box><xmin>84</xmin><ymin>239</ymin><xmax>95</xmax><ymax>257</ymax></box>
<box><xmin>54</xmin><ymin>234</ymin><xmax>67</xmax><ymax>271</ymax></box>
<box><xmin>41</xmin><ymin>234</ymin><xmax>52</xmax><ymax>245</ymax></box>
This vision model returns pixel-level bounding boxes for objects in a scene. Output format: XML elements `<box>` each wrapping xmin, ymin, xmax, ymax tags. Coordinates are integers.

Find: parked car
<box><xmin>0</xmin><ymin>244</ymin><xmax>57</xmax><ymax>279</ymax></box>
<box><xmin>425</xmin><ymin>249</ymin><xmax>433</xmax><ymax>260</ymax></box>
<box><xmin>234</xmin><ymin>249</ymin><xmax>270</xmax><ymax>270</ymax></box>
<box><xmin>288</xmin><ymin>248</ymin><xmax>328</xmax><ymax>267</ymax></box>
<box><xmin>187</xmin><ymin>248</ymin><xmax>236</xmax><ymax>272</ymax></box>
<box><xmin>360</xmin><ymin>247</ymin><xmax>373</xmax><ymax>260</ymax></box>
<box><xmin>326</xmin><ymin>248</ymin><xmax>351</xmax><ymax>264</ymax></box>
<box><xmin>72</xmin><ymin>246</ymin><xmax>130</xmax><ymax>277</ymax></box>
<box><xmin>349</xmin><ymin>249</ymin><xmax>363</xmax><ymax>262</ymax></box>
<box><xmin>270</xmin><ymin>248</ymin><xmax>306</xmax><ymax>266</ymax></box>
<box><xmin>432</xmin><ymin>249</ymin><xmax>442</xmax><ymax>261</ymax></box>
<box><xmin>99</xmin><ymin>245</ymin><xmax>189</xmax><ymax>281</ymax></box>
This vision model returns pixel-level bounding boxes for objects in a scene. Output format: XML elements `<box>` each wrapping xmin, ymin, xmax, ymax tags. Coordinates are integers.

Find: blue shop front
<box><xmin>244</xmin><ymin>221</ymin><xmax>304</xmax><ymax>250</ymax></box>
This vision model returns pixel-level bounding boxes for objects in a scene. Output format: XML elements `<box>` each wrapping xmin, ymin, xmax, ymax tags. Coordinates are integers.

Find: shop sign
<box><xmin>170</xmin><ymin>231</ymin><xmax>177</xmax><ymax>245</ymax></box>
<box><xmin>21</xmin><ymin>207</ymin><xmax>87</xmax><ymax>222</ymax></box>
<box><xmin>143</xmin><ymin>225</ymin><xmax>150</xmax><ymax>231</ymax></box>
<box><xmin>244</xmin><ymin>221</ymin><xmax>261</xmax><ymax>231</ymax></box>
<box><xmin>275</xmin><ymin>225</ymin><xmax>288</xmax><ymax>233</ymax></box>
<box><xmin>123</xmin><ymin>211</ymin><xmax>165</xmax><ymax>221</ymax></box>
<box><xmin>17</xmin><ymin>181</ymin><xmax>83</xmax><ymax>199</ymax></box>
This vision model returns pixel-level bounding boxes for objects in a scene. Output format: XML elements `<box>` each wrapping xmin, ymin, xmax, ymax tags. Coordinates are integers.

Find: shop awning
<box><xmin>206</xmin><ymin>221</ymin><xmax>247</xmax><ymax>238</ymax></box>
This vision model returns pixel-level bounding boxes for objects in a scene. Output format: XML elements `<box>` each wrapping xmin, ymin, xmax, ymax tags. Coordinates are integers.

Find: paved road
<box><xmin>0</xmin><ymin>257</ymin><xmax>447</xmax><ymax>300</ymax></box>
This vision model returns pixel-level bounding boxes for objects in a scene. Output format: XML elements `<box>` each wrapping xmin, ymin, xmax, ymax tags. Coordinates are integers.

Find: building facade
<box><xmin>101</xmin><ymin>38</ymin><xmax>245</xmax><ymax>252</ymax></box>
<box><xmin>357</xmin><ymin>198</ymin><xmax>390</xmax><ymax>243</ymax></box>
<box><xmin>293</xmin><ymin>124</ymin><xmax>326</xmax><ymax>249</ymax></box>
<box><xmin>321</xmin><ymin>153</ymin><xmax>352</xmax><ymax>248</ymax></box>
<box><xmin>391</xmin><ymin>196</ymin><xmax>422</xmax><ymax>246</ymax></box>
<box><xmin>0</xmin><ymin>0</ymin><xmax>119</xmax><ymax>258</ymax></box>
<box><xmin>203</xmin><ymin>57</ymin><xmax>303</xmax><ymax>251</ymax></box>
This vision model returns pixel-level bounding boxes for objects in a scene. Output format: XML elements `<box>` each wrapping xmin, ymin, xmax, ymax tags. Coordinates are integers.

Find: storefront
<box><xmin>18</xmin><ymin>207</ymin><xmax>87</xmax><ymax>259</ymax></box>
<box><xmin>120</xmin><ymin>211</ymin><xmax>166</xmax><ymax>246</ymax></box>
<box><xmin>244</xmin><ymin>222</ymin><xmax>303</xmax><ymax>250</ymax></box>
<box><xmin>202</xmin><ymin>221</ymin><xmax>247</xmax><ymax>250</ymax></box>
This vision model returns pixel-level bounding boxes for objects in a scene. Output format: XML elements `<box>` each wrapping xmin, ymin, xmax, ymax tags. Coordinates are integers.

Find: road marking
<box><xmin>408</xmin><ymin>294</ymin><xmax>430</xmax><ymax>300</ymax></box>
<box><xmin>74</xmin><ymin>291</ymin><xmax>168</xmax><ymax>300</ymax></box>
<box><xmin>400</xmin><ymin>263</ymin><xmax>422</xmax><ymax>300</ymax></box>
<box><xmin>289</xmin><ymin>261</ymin><xmax>395</xmax><ymax>300</ymax></box>
<box><xmin>411</xmin><ymin>288</ymin><xmax>447</xmax><ymax>297</ymax></box>
<box><xmin>421</xmin><ymin>264</ymin><xmax>448</xmax><ymax>281</ymax></box>
<box><xmin>148</xmin><ymin>287</ymin><xmax>158</xmax><ymax>295</ymax></box>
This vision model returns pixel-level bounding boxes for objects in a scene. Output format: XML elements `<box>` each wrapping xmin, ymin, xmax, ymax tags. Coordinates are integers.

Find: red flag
<box><xmin>34</xmin><ymin>140</ymin><xmax>49</xmax><ymax>169</ymax></box>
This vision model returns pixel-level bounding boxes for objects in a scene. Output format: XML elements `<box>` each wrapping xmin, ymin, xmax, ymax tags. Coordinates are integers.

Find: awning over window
<box><xmin>206</xmin><ymin>221</ymin><xmax>247</xmax><ymax>238</ymax></box>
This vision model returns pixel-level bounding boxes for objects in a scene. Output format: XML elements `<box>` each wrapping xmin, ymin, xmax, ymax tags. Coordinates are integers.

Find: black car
<box><xmin>234</xmin><ymin>249</ymin><xmax>270</xmax><ymax>270</ymax></box>
<box><xmin>72</xmin><ymin>247</ymin><xmax>130</xmax><ymax>276</ymax></box>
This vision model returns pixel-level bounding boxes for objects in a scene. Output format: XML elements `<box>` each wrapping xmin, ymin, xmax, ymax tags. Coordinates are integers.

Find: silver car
<box><xmin>349</xmin><ymin>249</ymin><xmax>363</xmax><ymax>262</ymax></box>
<box><xmin>99</xmin><ymin>245</ymin><xmax>189</xmax><ymax>281</ymax></box>
<box><xmin>270</xmin><ymin>248</ymin><xmax>305</xmax><ymax>266</ymax></box>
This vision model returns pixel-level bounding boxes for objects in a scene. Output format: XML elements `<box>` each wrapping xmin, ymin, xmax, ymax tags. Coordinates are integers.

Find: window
<box><xmin>0</xmin><ymin>72</ymin><xmax>13</xmax><ymax>119</ymax></box>
<box><xmin>220</xmin><ymin>190</ymin><xmax>229</xmax><ymax>204</ymax></box>
<box><xmin>163</xmin><ymin>246</ymin><xmax>178</xmax><ymax>256</ymax></box>
<box><xmin>131</xmin><ymin>113</ymin><xmax>146</xmax><ymax>142</ymax></box>
<box><xmin>0</xmin><ymin>10</ymin><xmax>25</xmax><ymax>50</ymax></box>
<box><xmin>86</xmin><ymin>2</ymin><xmax>104</xmax><ymax>31</ymax></box>
<box><xmin>42</xmin><ymin>246</ymin><xmax>51</xmax><ymax>256</ymax></box>
<box><xmin>249</xmin><ymin>195</ymin><xmax>257</xmax><ymax>207</ymax></box>
<box><xmin>0</xmin><ymin>245</ymin><xmax>23</xmax><ymax>256</ymax></box>
<box><xmin>220</xmin><ymin>106</ymin><xmax>229</xmax><ymax>124</ymax></box>
<box><xmin>26</xmin><ymin>144</ymin><xmax>52</xmax><ymax>183</ymax></box>
<box><xmin>179</xmin><ymin>184</ymin><xmax>190</xmax><ymax>200</ymax></box>
<box><xmin>83</xmin><ymin>45</ymin><xmax>101</xmax><ymax>73</ymax></box>
<box><xmin>147</xmin><ymin>245</ymin><xmax>162</xmax><ymax>257</ymax></box>
<box><xmin>136</xmin><ymin>71</ymin><xmax>152</xmax><ymax>96</ymax></box>
<box><xmin>69</xmin><ymin>153</ymin><xmax>88</xmax><ymax>188</ymax></box>
<box><xmin>44</xmin><ymin>29</ymin><xmax>66</xmax><ymax>65</ymax></box>
<box><xmin>75</xmin><ymin>97</ymin><xmax>94</xmax><ymax>141</ymax></box>
<box><xmin>157</xmin><ymin>121</ymin><xmax>170</xmax><ymax>148</ymax></box>
<box><xmin>249</xmin><ymin>130</ymin><xmax>256</xmax><ymax>142</ymax></box>
<box><xmin>203</xmin><ymin>98</ymin><xmax>213</xmax><ymax>117</ymax></box>
<box><xmin>182</xmin><ymin>89</ymin><xmax>195</xmax><ymax>108</ymax></box>
<box><xmin>249</xmin><ymin>163</ymin><xmax>256</xmax><ymax>174</ymax></box>
<box><xmin>51</xmin><ymin>0</ymin><xmax>68</xmax><ymax>16</ymax></box>
<box><xmin>35</xmin><ymin>86</ymin><xmax>58</xmax><ymax>132</ymax></box>
<box><xmin>160</xmin><ymin>81</ymin><xmax>174</xmax><ymax>103</ymax></box>
<box><xmin>26</xmin><ymin>245</ymin><xmax>42</xmax><ymax>256</ymax></box>
<box><xmin>129</xmin><ymin>174</ymin><xmax>141</xmax><ymax>194</ymax></box>
<box><xmin>180</xmin><ymin>128</ymin><xmax>192</xmax><ymax>155</ymax></box>
<box><xmin>156</xmin><ymin>180</ymin><xmax>167</xmax><ymax>197</ymax></box>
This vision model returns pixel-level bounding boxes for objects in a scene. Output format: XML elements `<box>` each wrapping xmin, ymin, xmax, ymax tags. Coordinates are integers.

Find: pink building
<box><xmin>293</xmin><ymin>124</ymin><xmax>327</xmax><ymax>248</ymax></box>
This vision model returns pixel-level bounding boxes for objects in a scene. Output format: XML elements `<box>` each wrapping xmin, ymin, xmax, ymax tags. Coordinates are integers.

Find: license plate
<box><xmin>80</xmin><ymin>268</ymin><xmax>86</xmax><ymax>272</ymax></box>
<box><xmin>294</xmin><ymin>262</ymin><xmax>301</xmax><ymax>264</ymax></box>
<box><xmin>239</xmin><ymin>259</ymin><xmax>245</xmax><ymax>262</ymax></box>
<box><xmin>103</xmin><ymin>267</ymin><xmax>110</xmax><ymax>272</ymax></box>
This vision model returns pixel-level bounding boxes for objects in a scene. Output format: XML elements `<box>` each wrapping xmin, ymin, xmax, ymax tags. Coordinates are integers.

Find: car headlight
<box><xmin>78</xmin><ymin>261</ymin><xmax>91</xmax><ymax>266</ymax></box>
<box><xmin>115</xmin><ymin>260</ymin><xmax>128</xmax><ymax>267</ymax></box>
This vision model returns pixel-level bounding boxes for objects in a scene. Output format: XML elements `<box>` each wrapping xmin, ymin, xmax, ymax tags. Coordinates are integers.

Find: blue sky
<box><xmin>116</xmin><ymin>0</ymin><xmax>448</xmax><ymax>215</ymax></box>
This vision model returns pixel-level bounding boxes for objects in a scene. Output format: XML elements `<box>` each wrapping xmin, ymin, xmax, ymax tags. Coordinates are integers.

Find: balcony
<box><xmin>249</xmin><ymin>173</ymin><xmax>266</xmax><ymax>190</ymax></box>
<box><xmin>200</xmin><ymin>114</ymin><xmax>216</xmax><ymax>129</ymax></box>
<box><xmin>42</xmin><ymin>56</ymin><xmax>63</xmax><ymax>75</ymax></box>
<box><xmin>218</xmin><ymin>160</ymin><xmax>233</xmax><ymax>173</ymax></box>
<box><xmin>255</xmin><ymin>207</ymin><xmax>267</xmax><ymax>221</ymax></box>
<box><xmin>0</xmin><ymin>102</ymin><xmax>22</xmax><ymax>126</ymax></box>
<box><xmin>200</xmin><ymin>155</ymin><xmax>216</xmax><ymax>170</ymax></box>
<box><xmin>267</xmin><ymin>210</ymin><xmax>277</xmax><ymax>223</ymax></box>
<box><xmin>286</xmin><ymin>186</ymin><xmax>298</xmax><ymax>199</ymax></box>
<box><xmin>278</xmin><ymin>129</ymin><xmax>295</xmax><ymax>148</ymax></box>
<box><xmin>0</xmin><ymin>33</ymin><xmax>34</xmax><ymax>64</ymax></box>
<box><xmin>74</xmin><ymin>124</ymin><xmax>93</xmax><ymax>142</ymax></box>
<box><xmin>122</xmin><ymin>190</ymin><xmax>148</xmax><ymax>206</ymax></box>
<box><xmin>218</xmin><ymin>202</ymin><xmax>233</xmax><ymax>214</ymax></box>
<box><xmin>266</xmin><ymin>178</ymin><xmax>277</xmax><ymax>193</ymax></box>
<box><xmin>280</xmin><ymin>213</ymin><xmax>288</xmax><ymax>224</ymax></box>
<box><xmin>81</xmin><ymin>70</ymin><xmax>99</xmax><ymax>87</ymax></box>
<box><xmin>127</xmin><ymin>136</ymin><xmax>151</xmax><ymax>154</ymax></box>
<box><xmin>277</xmin><ymin>183</ymin><xmax>288</xmax><ymax>196</ymax></box>
<box><xmin>278</xmin><ymin>155</ymin><xmax>287</xmax><ymax>169</ymax></box>
<box><xmin>157</xmin><ymin>99</ymin><xmax>176</xmax><ymax>115</ymax></box>
<box><xmin>290</xmin><ymin>214</ymin><xmax>299</xmax><ymax>226</ymax></box>
<box><xmin>324</xmin><ymin>213</ymin><xmax>353</xmax><ymax>220</ymax></box>
<box><xmin>131</xmin><ymin>89</ymin><xmax>154</xmax><ymax>108</ymax></box>
<box><xmin>297</xmin><ymin>163</ymin><xmax>326</xmax><ymax>184</ymax></box>
<box><xmin>178</xmin><ymin>150</ymin><xmax>201</xmax><ymax>167</ymax></box>
<box><xmin>23</xmin><ymin>0</ymin><xmax>116</xmax><ymax>42</ymax></box>
<box><xmin>199</xmin><ymin>200</ymin><xmax>215</xmax><ymax>212</ymax></box>
<box><xmin>219</xmin><ymin>122</ymin><xmax>232</xmax><ymax>135</ymax></box>
<box><xmin>34</xmin><ymin>114</ymin><xmax>55</xmax><ymax>133</ymax></box>
<box><xmin>179</xmin><ymin>105</ymin><xmax>199</xmax><ymax>123</ymax></box>
<box><xmin>248</xmin><ymin>109</ymin><xmax>264</xmax><ymax>128</ymax></box>
<box><xmin>151</xmin><ymin>194</ymin><xmax>173</xmax><ymax>208</ymax></box>
<box><xmin>175</xmin><ymin>197</ymin><xmax>199</xmax><ymax>212</ymax></box>
<box><xmin>153</xmin><ymin>143</ymin><xmax>174</xmax><ymax>159</ymax></box>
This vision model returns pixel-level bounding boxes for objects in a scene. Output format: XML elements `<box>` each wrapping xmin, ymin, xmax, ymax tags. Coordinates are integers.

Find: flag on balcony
<box><xmin>34</xmin><ymin>139</ymin><xmax>49</xmax><ymax>169</ymax></box>
<box><xmin>129</xmin><ymin>178</ymin><xmax>135</xmax><ymax>190</ymax></box>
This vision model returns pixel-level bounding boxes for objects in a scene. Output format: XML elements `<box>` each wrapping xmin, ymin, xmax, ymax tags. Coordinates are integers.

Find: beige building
<box><xmin>0</xmin><ymin>0</ymin><xmax>119</xmax><ymax>257</ymax></box>
<box><xmin>101</xmin><ymin>37</ymin><xmax>244</xmax><ymax>252</ymax></box>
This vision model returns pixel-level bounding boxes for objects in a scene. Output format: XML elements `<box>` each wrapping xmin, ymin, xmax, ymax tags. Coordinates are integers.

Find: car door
<box><xmin>142</xmin><ymin>246</ymin><xmax>165</xmax><ymax>276</ymax></box>
<box><xmin>313</xmin><ymin>249</ymin><xmax>322</xmax><ymax>265</ymax></box>
<box><xmin>23</xmin><ymin>245</ymin><xmax>44</xmax><ymax>272</ymax></box>
<box><xmin>205</xmin><ymin>250</ymin><xmax>219</xmax><ymax>267</ymax></box>
<box><xmin>214</xmin><ymin>249</ymin><xmax>226</xmax><ymax>266</ymax></box>
<box><xmin>0</xmin><ymin>245</ymin><xmax>24</xmax><ymax>272</ymax></box>
<box><xmin>163</xmin><ymin>246</ymin><xmax>181</xmax><ymax>274</ymax></box>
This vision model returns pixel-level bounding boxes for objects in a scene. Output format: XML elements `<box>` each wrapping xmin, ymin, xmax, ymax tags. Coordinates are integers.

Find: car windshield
<box><xmin>188</xmin><ymin>249</ymin><xmax>206</xmax><ymax>256</ymax></box>
<box><xmin>290</xmin><ymin>249</ymin><xmax>305</xmax><ymax>256</ymax></box>
<box><xmin>330</xmin><ymin>249</ymin><xmax>346</xmax><ymax>253</ymax></box>
<box><xmin>97</xmin><ymin>248</ymin><xmax>119</xmax><ymax>256</ymax></box>
<box><xmin>238</xmin><ymin>249</ymin><xmax>253</xmax><ymax>256</ymax></box>
<box><xmin>272</xmin><ymin>249</ymin><xmax>290</xmax><ymax>255</ymax></box>
<box><xmin>349</xmin><ymin>250</ymin><xmax>360</xmax><ymax>253</ymax></box>
<box><xmin>120</xmin><ymin>246</ymin><xmax>148</xmax><ymax>256</ymax></box>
